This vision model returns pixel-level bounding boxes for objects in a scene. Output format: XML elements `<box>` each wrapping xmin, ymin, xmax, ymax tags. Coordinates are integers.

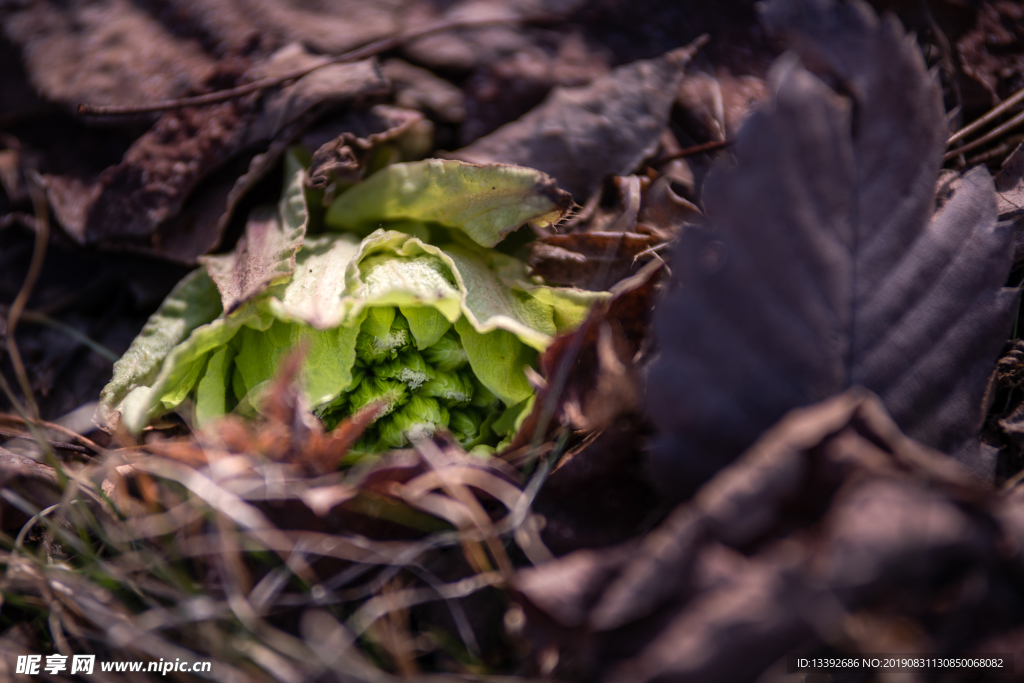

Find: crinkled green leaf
<box><xmin>233</xmin><ymin>318</ymin><xmax>362</xmax><ymax>408</ymax></box>
<box><xmin>324</xmin><ymin>159</ymin><xmax>573</xmax><ymax>247</ymax></box>
<box><xmin>266</xmin><ymin>233</ymin><xmax>363</xmax><ymax>328</ymax></box>
<box><xmin>357</xmin><ymin>251</ymin><xmax>462</xmax><ymax>317</ymax></box>
<box><xmin>528</xmin><ymin>285</ymin><xmax>605</xmax><ymax>333</ymax></box>
<box><xmin>470</xmin><ymin>376</ymin><xmax>499</xmax><ymax>409</ymax></box>
<box><xmin>340</xmin><ymin>230</ymin><xmax>606</xmax><ymax>351</ymax></box>
<box><xmin>96</xmin><ymin>267</ymin><xmax>224</xmax><ymax>431</ymax></box>
<box><xmin>442</xmin><ymin>243</ymin><xmax>556</xmax><ymax>350</ymax></box>
<box><xmin>121</xmin><ymin>307</ymin><xmax>264</xmax><ymax>432</ymax></box>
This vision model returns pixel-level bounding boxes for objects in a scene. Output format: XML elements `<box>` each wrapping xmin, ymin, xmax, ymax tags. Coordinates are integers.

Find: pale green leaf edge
<box><xmin>95</xmin><ymin>267</ymin><xmax>224</xmax><ymax>432</ymax></box>
<box><xmin>324</xmin><ymin>159</ymin><xmax>573</xmax><ymax>248</ymax></box>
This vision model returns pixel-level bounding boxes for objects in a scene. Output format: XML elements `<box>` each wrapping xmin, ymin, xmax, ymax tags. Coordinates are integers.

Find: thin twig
<box><xmin>0</xmin><ymin>428</ymin><xmax>93</xmax><ymax>456</ymax></box>
<box><xmin>632</xmin><ymin>240</ymin><xmax>671</xmax><ymax>264</ymax></box>
<box><xmin>78</xmin><ymin>14</ymin><xmax>554</xmax><ymax>116</ymax></box>
<box><xmin>965</xmin><ymin>134</ymin><xmax>1024</xmax><ymax>167</ymax></box>
<box><xmin>648</xmin><ymin>139</ymin><xmax>730</xmax><ymax>167</ymax></box>
<box><xmin>944</xmin><ymin>107</ymin><xmax>1024</xmax><ymax>162</ymax></box>
<box><xmin>0</xmin><ymin>413</ymin><xmax>103</xmax><ymax>453</ymax></box>
<box><xmin>947</xmin><ymin>85</ymin><xmax>1024</xmax><ymax>146</ymax></box>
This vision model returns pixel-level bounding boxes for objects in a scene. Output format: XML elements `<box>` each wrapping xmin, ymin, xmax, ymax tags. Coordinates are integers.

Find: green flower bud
<box><xmin>421</xmin><ymin>332</ymin><xmax>468</xmax><ymax>372</ymax></box>
<box><xmin>419</xmin><ymin>368</ymin><xmax>474</xmax><ymax>405</ymax></box>
<box><xmin>348</xmin><ymin>377</ymin><xmax>408</xmax><ymax>418</ymax></box>
<box><xmin>348</xmin><ymin>367</ymin><xmax>366</xmax><ymax>391</ymax></box>
<box><xmin>377</xmin><ymin>395</ymin><xmax>448</xmax><ymax>448</ymax></box>
<box><xmin>375</xmin><ymin>348</ymin><xmax>430</xmax><ymax>391</ymax></box>
<box><xmin>356</xmin><ymin>310</ymin><xmax>411</xmax><ymax>363</ymax></box>
<box><xmin>448</xmin><ymin>408</ymin><xmax>484</xmax><ymax>447</ymax></box>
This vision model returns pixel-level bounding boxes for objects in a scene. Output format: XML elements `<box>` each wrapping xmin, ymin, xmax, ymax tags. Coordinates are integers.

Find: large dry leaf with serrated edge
<box><xmin>647</xmin><ymin>0</ymin><xmax>1019</xmax><ymax>499</ymax></box>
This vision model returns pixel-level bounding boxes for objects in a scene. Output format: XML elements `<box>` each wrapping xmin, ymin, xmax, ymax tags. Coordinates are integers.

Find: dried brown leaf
<box><xmin>306</xmin><ymin>105</ymin><xmax>426</xmax><ymax>189</ymax></box>
<box><xmin>201</xmin><ymin>206</ymin><xmax>298</xmax><ymax>315</ymax></box>
<box><xmin>42</xmin><ymin>51</ymin><xmax>385</xmax><ymax>262</ymax></box>
<box><xmin>531</xmin><ymin>424</ymin><xmax>662</xmax><ymax>556</ymax></box>
<box><xmin>1</xmin><ymin>0</ymin><xmax>217</xmax><ymax>108</ymax></box>
<box><xmin>674</xmin><ymin>70</ymin><xmax>768</xmax><ymax>143</ymax></box>
<box><xmin>527</xmin><ymin>232</ymin><xmax>660</xmax><ymax>291</ymax></box>
<box><xmin>453</xmin><ymin>44</ymin><xmax>699</xmax><ymax>201</ymax></box>
<box><xmin>457</xmin><ymin>30</ymin><xmax>612</xmax><ymax>145</ymax></box>
<box><xmin>400</xmin><ymin>0</ymin><xmax>590</xmax><ymax>71</ymax></box>
<box><xmin>517</xmin><ymin>389</ymin><xmax>1011</xmax><ymax>682</ymax></box>
<box><xmin>382</xmin><ymin>59</ymin><xmax>467</xmax><ymax>124</ymax></box>
<box><xmin>996</xmin><ymin>142</ymin><xmax>1024</xmax><ymax>218</ymax></box>
<box><xmin>509</xmin><ymin>261</ymin><xmax>661</xmax><ymax>451</ymax></box>
<box><xmin>957</xmin><ymin>0</ymin><xmax>1024</xmax><ymax>103</ymax></box>
<box><xmin>648</xmin><ymin>0</ymin><xmax>1018</xmax><ymax>498</ymax></box>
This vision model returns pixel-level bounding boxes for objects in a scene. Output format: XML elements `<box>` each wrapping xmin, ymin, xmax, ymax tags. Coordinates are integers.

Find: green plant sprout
<box><xmin>96</xmin><ymin>152</ymin><xmax>604</xmax><ymax>459</ymax></box>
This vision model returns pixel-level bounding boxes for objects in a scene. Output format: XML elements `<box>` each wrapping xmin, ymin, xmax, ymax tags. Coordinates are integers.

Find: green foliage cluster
<box><xmin>316</xmin><ymin>308</ymin><xmax>505</xmax><ymax>453</ymax></box>
<box><xmin>97</xmin><ymin>152</ymin><xmax>603</xmax><ymax>458</ymax></box>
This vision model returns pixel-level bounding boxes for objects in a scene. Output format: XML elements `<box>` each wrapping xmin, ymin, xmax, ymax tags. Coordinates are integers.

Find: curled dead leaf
<box><xmin>454</xmin><ymin>43</ymin><xmax>700</xmax><ymax>201</ymax></box>
<box><xmin>527</xmin><ymin>232</ymin><xmax>661</xmax><ymax>291</ymax></box>
<box><xmin>516</xmin><ymin>389</ymin><xmax>1009</xmax><ymax>682</ymax></box>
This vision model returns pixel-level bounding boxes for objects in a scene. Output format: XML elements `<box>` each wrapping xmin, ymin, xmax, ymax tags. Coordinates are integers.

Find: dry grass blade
<box><xmin>14</xmin><ymin>309</ymin><xmax>119</xmax><ymax>363</ymax></box>
<box><xmin>945</xmin><ymin>82</ymin><xmax>1024</xmax><ymax>162</ymax></box>
<box><xmin>2</xmin><ymin>177</ymin><xmax>48</xmax><ymax>420</ymax></box>
<box><xmin>413</xmin><ymin>438</ymin><xmax>514</xmax><ymax>580</ymax></box>
<box><xmin>0</xmin><ymin>369</ymin><xmax>556</xmax><ymax>678</ymax></box>
<box><xmin>348</xmin><ymin>571</ymin><xmax>504</xmax><ymax>638</ymax></box>
<box><xmin>948</xmin><ymin>84</ymin><xmax>1024</xmax><ymax>147</ymax></box>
